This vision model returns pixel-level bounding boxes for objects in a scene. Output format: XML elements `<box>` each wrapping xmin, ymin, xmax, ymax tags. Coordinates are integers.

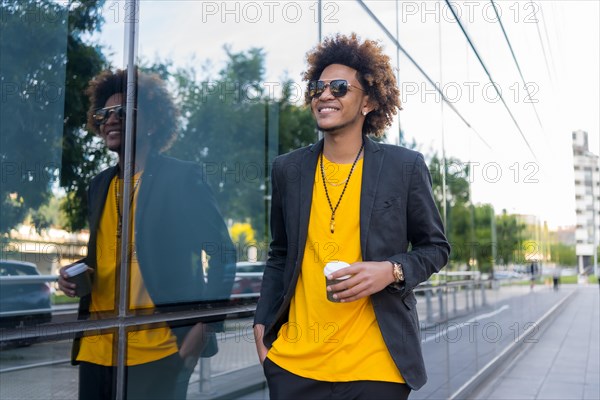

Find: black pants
<box><xmin>263</xmin><ymin>357</ymin><xmax>411</xmax><ymax>400</ymax></box>
<box><xmin>78</xmin><ymin>352</ymin><xmax>192</xmax><ymax>400</ymax></box>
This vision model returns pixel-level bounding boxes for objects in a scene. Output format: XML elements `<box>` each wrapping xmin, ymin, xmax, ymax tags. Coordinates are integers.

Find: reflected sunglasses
<box><xmin>308</xmin><ymin>79</ymin><xmax>365</xmax><ymax>99</ymax></box>
<box><xmin>92</xmin><ymin>105</ymin><xmax>133</xmax><ymax>126</ymax></box>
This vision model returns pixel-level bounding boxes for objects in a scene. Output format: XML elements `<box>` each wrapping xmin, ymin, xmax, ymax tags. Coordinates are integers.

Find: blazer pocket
<box><xmin>402</xmin><ymin>293</ymin><xmax>417</xmax><ymax>310</ymax></box>
<box><xmin>372</xmin><ymin>197</ymin><xmax>402</xmax><ymax>211</ymax></box>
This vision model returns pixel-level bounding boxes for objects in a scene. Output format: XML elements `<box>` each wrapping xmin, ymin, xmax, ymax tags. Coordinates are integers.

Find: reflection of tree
<box><xmin>429</xmin><ymin>154</ymin><xmax>471</xmax><ymax>268</ymax></box>
<box><xmin>60</xmin><ymin>0</ymin><xmax>109</xmax><ymax>231</ymax></box>
<box><xmin>165</xmin><ymin>47</ymin><xmax>315</xmax><ymax>242</ymax></box>
<box><xmin>0</xmin><ymin>0</ymin><xmax>108</xmax><ymax>232</ymax></box>
<box><xmin>472</xmin><ymin>204</ymin><xmax>494</xmax><ymax>272</ymax></box>
<box><xmin>277</xmin><ymin>78</ymin><xmax>316</xmax><ymax>155</ymax></box>
<box><xmin>1</xmin><ymin>0</ymin><xmax>67</xmax><ymax>231</ymax></box>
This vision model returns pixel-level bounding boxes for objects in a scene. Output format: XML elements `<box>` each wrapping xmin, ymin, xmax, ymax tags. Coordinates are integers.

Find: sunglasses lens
<box><xmin>330</xmin><ymin>80</ymin><xmax>348</xmax><ymax>97</ymax></box>
<box><xmin>116</xmin><ymin>107</ymin><xmax>125</xmax><ymax>119</ymax></box>
<box><xmin>93</xmin><ymin>106</ymin><xmax>125</xmax><ymax>125</ymax></box>
<box><xmin>308</xmin><ymin>81</ymin><xmax>317</xmax><ymax>98</ymax></box>
<box><xmin>309</xmin><ymin>81</ymin><xmax>325</xmax><ymax>98</ymax></box>
<box><xmin>309</xmin><ymin>80</ymin><xmax>350</xmax><ymax>98</ymax></box>
<box><xmin>93</xmin><ymin>109</ymin><xmax>107</xmax><ymax>125</ymax></box>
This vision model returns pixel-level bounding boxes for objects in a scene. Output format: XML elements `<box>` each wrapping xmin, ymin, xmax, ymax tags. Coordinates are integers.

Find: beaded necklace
<box><xmin>319</xmin><ymin>141</ymin><xmax>364</xmax><ymax>234</ymax></box>
<box><xmin>115</xmin><ymin>175</ymin><xmax>141</xmax><ymax>239</ymax></box>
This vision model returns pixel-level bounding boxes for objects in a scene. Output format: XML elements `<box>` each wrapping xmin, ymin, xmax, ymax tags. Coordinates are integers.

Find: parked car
<box><xmin>0</xmin><ymin>260</ymin><xmax>52</xmax><ymax>330</ymax></box>
<box><xmin>231</xmin><ymin>261</ymin><xmax>265</xmax><ymax>296</ymax></box>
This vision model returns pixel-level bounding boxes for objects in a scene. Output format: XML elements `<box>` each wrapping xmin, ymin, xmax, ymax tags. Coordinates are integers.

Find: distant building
<box><xmin>555</xmin><ymin>226</ymin><xmax>576</xmax><ymax>246</ymax></box>
<box><xmin>572</xmin><ymin>130</ymin><xmax>600</xmax><ymax>274</ymax></box>
<box><xmin>515</xmin><ymin>214</ymin><xmax>550</xmax><ymax>263</ymax></box>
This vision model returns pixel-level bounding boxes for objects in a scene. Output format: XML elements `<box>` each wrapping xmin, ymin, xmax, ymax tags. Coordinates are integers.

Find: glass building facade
<box><xmin>1</xmin><ymin>1</ymin><xmax>592</xmax><ymax>399</ymax></box>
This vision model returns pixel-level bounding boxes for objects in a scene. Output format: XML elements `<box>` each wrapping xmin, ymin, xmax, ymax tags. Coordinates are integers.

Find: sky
<box><xmin>93</xmin><ymin>0</ymin><xmax>599</xmax><ymax>230</ymax></box>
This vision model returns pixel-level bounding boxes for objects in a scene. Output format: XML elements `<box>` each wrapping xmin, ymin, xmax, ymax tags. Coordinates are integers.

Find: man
<box><xmin>529</xmin><ymin>261</ymin><xmax>537</xmax><ymax>289</ymax></box>
<box><xmin>58</xmin><ymin>70</ymin><xmax>236</xmax><ymax>399</ymax></box>
<box><xmin>254</xmin><ymin>33</ymin><xmax>450</xmax><ymax>399</ymax></box>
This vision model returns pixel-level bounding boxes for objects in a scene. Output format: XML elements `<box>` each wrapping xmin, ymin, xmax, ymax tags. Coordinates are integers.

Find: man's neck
<box><xmin>322</xmin><ymin>130</ymin><xmax>364</xmax><ymax>164</ymax></box>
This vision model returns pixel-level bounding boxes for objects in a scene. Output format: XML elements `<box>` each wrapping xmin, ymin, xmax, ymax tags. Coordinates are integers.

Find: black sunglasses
<box><xmin>92</xmin><ymin>105</ymin><xmax>131</xmax><ymax>126</ymax></box>
<box><xmin>308</xmin><ymin>79</ymin><xmax>365</xmax><ymax>99</ymax></box>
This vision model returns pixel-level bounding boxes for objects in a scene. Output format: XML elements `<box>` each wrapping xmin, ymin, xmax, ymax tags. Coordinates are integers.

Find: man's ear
<box><xmin>362</xmin><ymin>97</ymin><xmax>377</xmax><ymax>116</ymax></box>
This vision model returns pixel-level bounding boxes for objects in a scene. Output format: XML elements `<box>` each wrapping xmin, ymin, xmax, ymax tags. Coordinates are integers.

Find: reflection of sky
<box><xmin>92</xmin><ymin>1</ymin><xmax>599</xmax><ymax>229</ymax></box>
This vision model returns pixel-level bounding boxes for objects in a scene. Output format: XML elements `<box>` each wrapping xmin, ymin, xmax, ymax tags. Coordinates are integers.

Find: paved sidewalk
<box><xmin>472</xmin><ymin>286</ymin><xmax>600</xmax><ymax>400</ymax></box>
<box><xmin>1</xmin><ymin>285</ymin><xmax>595</xmax><ymax>399</ymax></box>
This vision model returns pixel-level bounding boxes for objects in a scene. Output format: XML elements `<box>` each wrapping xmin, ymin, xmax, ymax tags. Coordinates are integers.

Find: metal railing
<box><xmin>1</xmin><ymin>271</ymin><xmax>493</xmax><ymax>323</ymax></box>
<box><xmin>0</xmin><ymin>270</ymin><xmax>265</xmax><ymax>320</ymax></box>
<box><xmin>1</xmin><ymin>271</ymin><xmax>536</xmax><ymax>399</ymax></box>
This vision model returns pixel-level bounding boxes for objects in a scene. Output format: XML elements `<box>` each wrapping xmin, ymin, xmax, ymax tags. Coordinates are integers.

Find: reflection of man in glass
<box><xmin>58</xmin><ymin>70</ymin><xmax>236</xmax><ymax>399</ymax></box>
<box><xmin>254</xmin><ymin>34</ymin><xmax>450</xmax><ymax>399</ymax></box>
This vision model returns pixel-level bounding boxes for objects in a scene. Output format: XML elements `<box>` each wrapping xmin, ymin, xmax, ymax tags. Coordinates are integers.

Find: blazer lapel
<box><xmin>87</xmin><ymin>166</ymin><xmax>118</xmax><ymax>270</ymax></box>
<box><xmin>360</xmin><ymin>137</ymin><xmax>383</xmax><ymax>259</ymax></box>
<box><xmin>295</xmin><ymin>140</ymin><xmax>322</xmax><ymax>266</ymax></box>
<box><xmin>89</xmin><ymin>166</ymin><xmax>118</xmax><ymax>237</ymax></box>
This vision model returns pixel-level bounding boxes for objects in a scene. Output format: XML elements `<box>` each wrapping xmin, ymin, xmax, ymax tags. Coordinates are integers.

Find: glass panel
<box><xmin>119</xmin><ymin>0</ymin><xmax>316</xmax><ymax>397</ymax></box>
<box><xmin>1</xmin><ymin>2</ymin><xmax>66</xmax><ymax>240</ymax></box>
<box><xmin>0</xmin><ymin>336</ymin><xmax>78</xmax><ymax>399</ymax></box>
<box><xmin>1</xmin><ymin>0</ymin><xmax>127</xmax><ymax>398</ymax></box>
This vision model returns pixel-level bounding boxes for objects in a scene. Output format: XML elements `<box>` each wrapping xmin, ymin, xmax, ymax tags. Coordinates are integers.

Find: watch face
<box><xmin>393</xmin><ymin>264</ymin><xmax>402</xmax><ymax>282</ymax></box>
<box><xmin>394</xmin><ymin>263</ymin><xmax>404</xmax><ymax>282</ymax></box>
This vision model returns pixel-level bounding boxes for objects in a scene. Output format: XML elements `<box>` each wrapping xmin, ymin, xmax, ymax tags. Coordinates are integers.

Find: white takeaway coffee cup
<box><xmin>324</xmin><ymin>261</ymin><xmax>351</xmax><ymax>302</ymax></box>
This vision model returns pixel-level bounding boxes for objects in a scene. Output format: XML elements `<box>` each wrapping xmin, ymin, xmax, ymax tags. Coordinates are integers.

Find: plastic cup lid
<box><xmin>66</xmin><ymin>263</ymin><xmax>88</xmax><ymax>277</ymax></box>
<box><xmin>324</xmin><ymin>261</ymin><xmax>351</xmax><ymax>279</ymax></box>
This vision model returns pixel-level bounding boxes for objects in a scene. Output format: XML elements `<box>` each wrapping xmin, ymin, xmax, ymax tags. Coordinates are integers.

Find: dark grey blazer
<box><xmin>254</xmin><ymin>137</ymin><xmax>450</xmax><ymax>390</ymax></box>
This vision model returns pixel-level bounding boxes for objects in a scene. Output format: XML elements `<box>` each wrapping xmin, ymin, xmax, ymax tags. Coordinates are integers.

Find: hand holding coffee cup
<box><xmin>63</xmin><ymin>263</ymin><xmax>93</xmax><ymax>297</ymax></box>
<box><xmin>324</xmin><ymin>261</ymin><xmax>351</xmax><ymax>302</ymax></box>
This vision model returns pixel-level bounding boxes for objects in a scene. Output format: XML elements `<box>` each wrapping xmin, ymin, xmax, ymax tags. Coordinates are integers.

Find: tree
<box><xmin>495</xmin><ymin>209</ymin><xmax>526</xmax><ymax>265</ymax></box>
<box><xmin>550</xmin><ymin>243</ymin><xmax>576</xmax><ymax>267</ymax></box>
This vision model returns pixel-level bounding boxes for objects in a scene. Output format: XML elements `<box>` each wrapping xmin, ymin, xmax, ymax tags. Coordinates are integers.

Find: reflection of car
<box><xmin>0</xmin><ymin>260</ymin><xmax>52</xmax><ymax>329</ymax></box>
<box><xmin>231</xmin><ymin>261</ymin><xmax>265</xmax><ymax>296</ymax></box>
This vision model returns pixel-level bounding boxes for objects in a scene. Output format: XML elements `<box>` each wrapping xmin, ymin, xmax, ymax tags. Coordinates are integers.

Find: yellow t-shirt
<box><xmin>267</xmin><ymin>156</ymin><xmax>404</xmax><ymax>383</ymax></box>
<box><xmin>77</xmin><ymin>173</ymin><xmax>179</xmax><ymax>366</ymax></box>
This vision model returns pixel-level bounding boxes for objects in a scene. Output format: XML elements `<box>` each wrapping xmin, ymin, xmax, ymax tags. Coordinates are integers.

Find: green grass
<box><xmin>559</xmin><ymin>275</ymin><xmax>577</xmax><ymax>284</ymax></box>
<box><xmin>502</xmin><ymin>275</ymin><xmax>597</xmax><ymax>286</ymax></box>
<box><xmin>507</xmin><ymin>279</ymin><xmax>540</xmax><ymax>286</ymax></box>
<box><xmin>557</xmin><ymin>275</ymin><xmax>599</xmax><ymax>284</ymax></box>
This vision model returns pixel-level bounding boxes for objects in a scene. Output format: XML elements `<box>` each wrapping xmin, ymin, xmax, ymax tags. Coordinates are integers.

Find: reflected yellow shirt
<box><xmin>268</xmin><ymin>156</ymin><xmax>404</xmax><ymax>383</ymax></box>
<box><xmin>77</xmin><ymin>173</ymin><xmax>178</xmax><ymax>366</ymax></box>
